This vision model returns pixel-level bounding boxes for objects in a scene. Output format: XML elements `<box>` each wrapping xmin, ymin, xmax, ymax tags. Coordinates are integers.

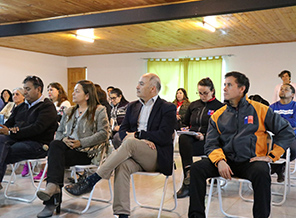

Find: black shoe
<box><xmin>37</xmin><ymin>194</ymin><xmax>60</xmax><ymax>218</ymax></box>
<box><xmin>119</xmin><ymin>214</ymin><xmax>129</xmax><ymax>218</ymax></box>
<box><xmin>176</xmin><ymin>184</ymin><xmax>189</xmax><ymax>198</ymax></box>
<box><xmin>64</xmin><ymin>179</ymin><xmax>94</xmax><ymax>197</ymax></box>
<box><xmin>276</xmin><ymin>164</ymin><xmax>285</xmax><ymax>183</ymax></box>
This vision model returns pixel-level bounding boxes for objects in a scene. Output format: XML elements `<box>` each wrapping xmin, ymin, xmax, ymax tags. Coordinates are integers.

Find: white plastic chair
<box><xmin>4</xmin><ymin>158</ymin><xmax>48</xmax><ymax>203</ymax></box>
<box><xmin>62</xmin><ymin>142</ymin><xmax>113</xmax><ymax>214</ymax></box>
<box><xmin>130</xmin><ymin>131</ymin><xmax>178</xmax><ymax>218</ymax></box>
<box><xmin>206</xmin><ymin>148</ymin><xmax>291</xmax><ymax>217</ymax></box>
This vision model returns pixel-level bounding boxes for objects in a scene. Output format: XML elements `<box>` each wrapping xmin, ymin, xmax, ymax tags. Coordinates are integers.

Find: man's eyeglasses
<box><xmin>110</xmin><ymin>97</ymin><xmax>118</xmax><ymax>100</ymax></box>
<box><xmin>196</xmin><ymin>91</ymin><xmax>210</xmax><ymax>96</ymax></box>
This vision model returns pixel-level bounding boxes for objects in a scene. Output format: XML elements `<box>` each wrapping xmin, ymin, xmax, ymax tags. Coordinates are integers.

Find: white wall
<box><xmin>0</xmin><ymin>47</ymin><xmax>67</xmax><ymax>95</ymax></box>
<box><xmin>68</xmin><ymin>42</ymin><xmax>296</xmax><ymax>103</ymax></box>
<box><xmin>67</xmin><ymin>53</ymin><xmax>145</xmax><ymax>102</ymax></box>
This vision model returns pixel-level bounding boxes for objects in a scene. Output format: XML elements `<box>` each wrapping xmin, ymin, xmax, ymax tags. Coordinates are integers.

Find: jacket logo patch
<box><xmin>244</xmin><ymin>115</ymin><xmax>253</xmax><ymax>124</ymax></box>
<box><xmin>208</xmin><ymin>110</ymin><xmax>215</xmax><ymax>115</ymax></box>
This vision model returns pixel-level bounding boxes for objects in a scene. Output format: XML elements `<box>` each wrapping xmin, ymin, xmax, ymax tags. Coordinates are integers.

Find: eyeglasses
<box><xmin>110</xmin><ymin>97</ymin><xmax>118</xmax><ymax>100</ymax></box>
<box><xmin>196</xmin><ymin>91</ymin><xmax>210</xmax><ymax>96</ymax></box>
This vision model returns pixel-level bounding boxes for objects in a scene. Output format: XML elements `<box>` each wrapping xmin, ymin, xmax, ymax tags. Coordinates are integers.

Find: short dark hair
<box><xmin>283</xmin><ymin>83</ymin><xmax>295</xmax><ymax>94</ymax></box>
<box><xmin>198</xmin><ymin>77</ymin><xmax>215</xmax><ymax>96</ymax></box>
<box><xmin>278</xmin><ymin>70</ymin><xmax>291</xmax><ymax>79</ymax></box>
<box><xmin>23</xmin><ymin>76</ymin><xmax>44</xmax><ymax>93</ymax></box>
<box><xmin>225</xmin><ymin>71</ymin><xmax>249</xmax><ymax>95</ymax></box>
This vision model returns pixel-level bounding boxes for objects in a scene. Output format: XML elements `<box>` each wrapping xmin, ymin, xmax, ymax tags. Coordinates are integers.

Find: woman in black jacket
<box><xmin>177</xmin><ymin>77</ymin><xmax>224</xmax><ymax>198</ymax></box>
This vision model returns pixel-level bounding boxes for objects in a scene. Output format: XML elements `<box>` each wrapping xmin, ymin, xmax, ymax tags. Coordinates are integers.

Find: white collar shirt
<box><xmin>137</xmin><ymin>95</ymin><xmax>158</xmax><ymax>132</ymax></box>
<box><xmin>25</xmin><ymin>95</ymin><xmax>45</xmax><ymax>109</ymax></box>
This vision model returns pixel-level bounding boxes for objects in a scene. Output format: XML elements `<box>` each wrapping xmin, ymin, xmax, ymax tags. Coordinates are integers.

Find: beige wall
<box><xmin>1</xmin><ymin>42</ymin><xmax>296</xmax><ymax>104</ymax></box>
<box><xmin>0</xmin><ymin>47</ymin><xmax>67</xmax><ymax>96</ymax></box>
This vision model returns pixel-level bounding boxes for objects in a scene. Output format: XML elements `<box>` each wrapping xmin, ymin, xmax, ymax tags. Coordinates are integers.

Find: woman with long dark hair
<box><xmin>36</xmin><ymin>80</ymin><xmax>109</xmax><ymax>218</ymax></box>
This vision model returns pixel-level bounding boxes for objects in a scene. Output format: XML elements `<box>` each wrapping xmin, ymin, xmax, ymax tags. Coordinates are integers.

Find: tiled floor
<box><xmin>0</xmin><ymin>154</ymin><xmax>295</xmax><ymax>218</ymax></box>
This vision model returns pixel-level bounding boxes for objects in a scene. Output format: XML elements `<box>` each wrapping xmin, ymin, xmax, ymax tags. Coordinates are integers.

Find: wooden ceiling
<box><xmin>0</xmin><ymin>0</ymin><xmax>296</xmax><ymax>57</ymax></box>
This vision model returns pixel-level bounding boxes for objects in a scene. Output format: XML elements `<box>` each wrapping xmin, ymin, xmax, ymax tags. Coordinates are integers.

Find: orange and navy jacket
<box><xmin>205</xmin><ymin>96</ymin><xmax>295</xmax><ymax>166</ymax></box>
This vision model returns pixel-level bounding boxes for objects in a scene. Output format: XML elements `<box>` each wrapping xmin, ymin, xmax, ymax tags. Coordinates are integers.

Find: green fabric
<box><xmin>147</xmin><ymin>57</ymin><xmax>222</xmax><ymax>102</ymax></box>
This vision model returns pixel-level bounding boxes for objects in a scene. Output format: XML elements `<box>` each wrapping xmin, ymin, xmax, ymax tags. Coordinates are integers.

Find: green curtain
<box><xmin>187</xmin><ymin>57</ymin><xmax>222</xmax><ymax>101</ymax></box>
<box><xmin>147</xmin><ymin>59</ymin><xmax>184</xmax><ymax>102</ymax></box>
<box><xmin>147</xmin><ymin>57</ymin><xmax>222</xmax><ymax>102</ymax></box>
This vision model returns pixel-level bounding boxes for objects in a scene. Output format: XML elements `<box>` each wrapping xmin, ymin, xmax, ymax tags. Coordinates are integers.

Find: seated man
<box><xmin>270</xmin><ymin>83</ymin><xmax>296</xmax><ymax>182</ymax></box>
<box><xmin>189</xmin><ymin>72</ymin><xmax>294</xmax><ymax>218</ymax></box>
<box><xmin>64</xmin><ymin>73</ymin><xmax>176</xmax><ymax>218</ymax></box>
<box><xmin>0</xmin><ymin>76</ymin><xmax>58</xmax><ymax>190</ymax></box>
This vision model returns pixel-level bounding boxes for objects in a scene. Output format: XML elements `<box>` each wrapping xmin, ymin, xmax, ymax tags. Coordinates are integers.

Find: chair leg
<box><xmin>4</xmin><ymin>160</ymin><xmax>47</xmax><ymax>203</ymax></box>
<box><xmin>205</xmin><ymin>177</ymin><xmax>215</xmax><ymax>217</ymax></box>
<box><xmin>63</xmin><ymin>178</ymin><xmax>113</xmax><ymax>214</ymax></box>
<box><xmin>131</xmin><ymin>173</ymin><xmax>177</xmax><ymax>216</ymax></box>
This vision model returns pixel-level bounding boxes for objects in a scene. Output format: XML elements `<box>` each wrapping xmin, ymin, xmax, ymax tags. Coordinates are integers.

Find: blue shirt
<box><xmin>270</xmin><ymin>101</ymin><xmax>296</xmax><ymax>134</ymax></box>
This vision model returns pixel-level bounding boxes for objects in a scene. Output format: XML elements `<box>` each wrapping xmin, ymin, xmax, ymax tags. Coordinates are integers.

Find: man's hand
<box><xmin>141</xmin><ymin>139</ymin><xmax>156</xmax><ymax>150</ymax></box>
<box><xmin>217</xmin><ymin>160</ymin><xmax>233</xmax><ymax>180</ymax></box>
<box><xmin>250</xmin><ymin>156</ymin><xmax>272</xmax><ymax>163</ymax></box>
<box><xmin>0</xmin><ymin>124</ymin><xmax>9</xmax><ymax>135</ymax></box>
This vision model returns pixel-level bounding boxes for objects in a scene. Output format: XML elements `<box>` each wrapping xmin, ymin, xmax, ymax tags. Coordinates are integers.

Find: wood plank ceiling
<box><xmin>0</xmin><ymin>0</ymin><xmax>296</xmax><ymax>57</ymax></box>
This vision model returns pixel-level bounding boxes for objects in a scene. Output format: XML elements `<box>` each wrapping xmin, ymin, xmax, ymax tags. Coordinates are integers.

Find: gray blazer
<box><xmin>56</xmin><ymin>105</ymin><xmax>110</xmax><ymax>156</ymax></box>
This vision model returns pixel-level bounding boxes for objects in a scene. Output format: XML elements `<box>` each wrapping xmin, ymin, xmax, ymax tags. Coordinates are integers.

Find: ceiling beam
<box><xmin>1</xmin><ymin>0</ymin><xmax>296</xmax><ymax>37</ymax></box>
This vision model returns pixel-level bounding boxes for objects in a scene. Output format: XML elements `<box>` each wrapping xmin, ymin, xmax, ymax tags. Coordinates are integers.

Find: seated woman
<box><xmin>0</xmin><ymin>87</ymin><xmax>25</xmax><ymax>120</ymax></box>
<box><xmin>177</xmin><ymin>77</ymin><xmax>224</xmax><ymax>198</ymax></box>
<box><xmin>109</xmin><ymin>88</ymin><xmax>129</xmax><ymax>149</ymax></box>
<box><xmin>36</xmin><ymin>80</ymin><xmax>109</xmax><ymax>218</ymax></box>
<box><xmin>47</xmin><ymin>82</ymin><xmax>71</xmax><ymax>121</ymax></box>
<box><xmin>172</xmin><ymin>88</ymin><xmax>190</xmax><ymax>129</ymax></box>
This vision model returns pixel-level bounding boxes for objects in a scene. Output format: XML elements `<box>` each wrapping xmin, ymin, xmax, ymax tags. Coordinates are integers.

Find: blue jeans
<box><xmin>0</xmin><ymin>135</ymin><xmax>47</xmax><ymax>182</ymax></box>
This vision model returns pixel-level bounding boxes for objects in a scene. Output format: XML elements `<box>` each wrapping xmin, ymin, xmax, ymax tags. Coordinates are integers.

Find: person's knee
<box><xmin>191</xmin><ymin>160</ymin><xmax>206</xmax><ymax>175</ymax></box>
<box><xmin>48</xmin><ymin>140</ymin><xmax>64</xmax><ymax>153</ymax></box>
<box><xmin>250</xmin><ymin>162</ymin><xmax>270</xmax><ymax>181</ymax></box>
<box><xmin>121</xmin><ymin>137</ymin><xmax>138</xmax><ymax>150</ymax></box>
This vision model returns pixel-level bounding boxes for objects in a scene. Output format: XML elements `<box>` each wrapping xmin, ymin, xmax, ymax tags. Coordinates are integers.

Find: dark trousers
<box><xmin>45</xmin><ymin>140</ymin><xmax>92</xmax><ymax>205</ymax></box>
<box><xmin>0</xmin><ymin>135</ymin><xmax>47</xmax><ymax>182</ymax></box>
<box><xmin>189</xmin><ymin>158</ymin><xmax>271</xmax><ymax>218</ymax></box>
<box><xmin>179</xmin><ymin>134</ymin><xmax>205</xmax><ymax>177</ymax></box>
